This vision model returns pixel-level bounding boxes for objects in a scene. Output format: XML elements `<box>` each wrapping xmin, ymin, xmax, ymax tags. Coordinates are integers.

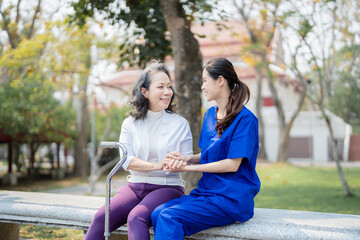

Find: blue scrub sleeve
<box><xmin>227</xmin><ymin>116</ymin><xmax>258</xmax><ymax>163</ymax></box>
<box><xmin>198</xmin><ymin>109</ymin><xmax>212</xmax><ymax>150</ymax></box>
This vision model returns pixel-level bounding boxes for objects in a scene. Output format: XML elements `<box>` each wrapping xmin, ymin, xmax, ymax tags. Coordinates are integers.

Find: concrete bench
<box><xmin>0</xmin><ymin>190</ymin><xmax>359</xmax><ymax>240</ymax></box>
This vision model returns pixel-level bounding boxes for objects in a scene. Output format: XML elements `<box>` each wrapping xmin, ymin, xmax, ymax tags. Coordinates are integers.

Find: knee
<box><xmin>154</xmin><ymin>208</ymin><xmax>176</xmax><ymax>224</ymax></box>
<box><xmin>127</xmin><ymin>205</ymin><xmax>150</xmax><ymax>226</ymax></box>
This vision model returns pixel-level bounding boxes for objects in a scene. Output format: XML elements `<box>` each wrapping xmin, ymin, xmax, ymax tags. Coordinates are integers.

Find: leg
<box><xmin>153</xmin><ymin>196</ymin><xmax>236</xmax><ymax>240</ymax></box>
<box><xmin>127</xmin><ymin>186</ymin><xmax>184</xmax><ymax>240</ymax></box>
<box><xmin>85</xmin><ymin>184</ymin><xmax>140</xmax><ymax>240</ymax></box>
<box><xmin>151</xmin><ymin>196</ymin><xmax>185</xmax><ymax>231</ymax></box>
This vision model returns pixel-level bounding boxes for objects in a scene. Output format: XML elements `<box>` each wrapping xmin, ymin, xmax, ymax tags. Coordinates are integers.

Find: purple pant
<box><xmin>84</xmin><ymin>182</ymin><xmax>184</xmax><ymax>240</ymax></box>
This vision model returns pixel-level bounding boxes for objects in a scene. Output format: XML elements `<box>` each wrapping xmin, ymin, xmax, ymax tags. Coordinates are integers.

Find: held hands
<box><xmin>162</xmin><ymin>152</ymin><xmax>188</xmax><ymax>172</ymax></box>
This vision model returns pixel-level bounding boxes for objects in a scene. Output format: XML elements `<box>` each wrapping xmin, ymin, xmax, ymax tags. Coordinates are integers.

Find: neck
<box><xmin>215</xmin><ymin>91</ymin><xmax>230</xmax><ymax>119</ymax></box>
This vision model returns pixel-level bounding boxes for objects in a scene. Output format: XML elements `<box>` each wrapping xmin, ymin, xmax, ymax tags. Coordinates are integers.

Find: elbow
<box><xmin>228</xmin><ymin>167</ymin><xmax>239</xmax><ymax>173</ymax></box>
<box><xmin>227</xmin><ymin>159</ymin><xmax>242</xmax><ymax>172</ymax></box>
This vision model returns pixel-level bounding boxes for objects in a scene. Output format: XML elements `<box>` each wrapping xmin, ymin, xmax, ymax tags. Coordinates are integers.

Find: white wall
<box><xmin>261</xmin><ymin>109</ymin><xmax>352</xmax><ymax>162</ymax></box>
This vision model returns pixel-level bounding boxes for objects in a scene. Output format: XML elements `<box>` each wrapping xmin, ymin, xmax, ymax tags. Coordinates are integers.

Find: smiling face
<box><xmin>201</xmin><ymin>69</ymin><xmax>221</xmax><ymax>102</ymax></box>
<box><xmin>141</xmin><ymin>71</ymin><xmax>173</xmax><ymax>112</ymax></box>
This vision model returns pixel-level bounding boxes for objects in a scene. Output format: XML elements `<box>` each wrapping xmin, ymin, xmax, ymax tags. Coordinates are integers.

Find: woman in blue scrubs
<box><xmin>151</xmin><ymin>58</ymin><xmax>261</xmax><ymax>239</ymax></box>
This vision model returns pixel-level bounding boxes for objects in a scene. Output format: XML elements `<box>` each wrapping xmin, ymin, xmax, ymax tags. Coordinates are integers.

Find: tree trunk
<box><xmin>160</xmin><ymin>0</ymin><xmax>203</xmax><ymax>193</ymax></box>
<box><xmin>323</xmin><ymin>111</ymin><xmax>352</xmax><ymax>196</ymax></box>
<box><xmin>254</xmin><ymin>67</ymin><xmax>267</xmax><ymax>160</ymax></box>
<box><xmin>74</xmin><ymin>87</ymin><xmax>89</xmax><ymax>178</ymax></box>
<box><xmin>88</xmin><ymin>112</ymin><xmax>112</xmax><ymax>195</ymax></box>
<box><xmin>278</xmin><ymin>90</ymin><xmax>306</xmax><ymax>162</ymax></box>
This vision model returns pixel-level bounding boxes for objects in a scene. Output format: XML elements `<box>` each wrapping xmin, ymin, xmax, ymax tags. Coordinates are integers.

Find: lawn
<box><xmin>255</xmin><ymin>163</ymin><xmax>360</xmax><ymax>215</ymax></box>
<box><xmin>17</xmin><ymin>163</ymin><xmax>360</xmax><ymax>239</ymax></box>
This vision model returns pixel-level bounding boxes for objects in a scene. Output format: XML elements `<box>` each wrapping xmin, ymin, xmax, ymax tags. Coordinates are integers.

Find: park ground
<box><xmin>2</xmin><ymin>161</ymin><xmax>360</xmax><ymax>239</ymax></box>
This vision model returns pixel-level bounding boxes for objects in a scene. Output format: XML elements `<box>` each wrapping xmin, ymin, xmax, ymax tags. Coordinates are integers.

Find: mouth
<box><xmin>160</xmin><ymin>98</ymin><xmax>170</xmax><ymax>102</ymax></box>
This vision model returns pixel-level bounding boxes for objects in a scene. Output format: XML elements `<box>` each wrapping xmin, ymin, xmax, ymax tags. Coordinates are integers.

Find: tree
<box><xmin>0</xmin><ymin>0</ymin><xmax>77</xmax><ymax>174</ymax></box>
<box><xmin>70</xmin><ymin>0</ymin><xmax>172</xmax><ymax>68</ymax></box>
<box><xmin>234</xmin><ymin>0</ymin><xmax>306</xmax><ymax>162</ymax></box>
<box><xmin>329</xmin><ymin>45</ymin><xmax>360</xmax><ymax>133</ymax></box>
<box><xmin>0</xmin><ymin>0</ymin><xmax>42</xmax><ymax>83</ymax></box>
<box><xmin>88</xmin><ymin>105</ymin><xmax>129</xmax><ymax>194</ymax></box>
<box><xmin>159</xmin><ymin>0</ymin><xmax>203</xmax><ymax>193</ymax></box>
<box><xmin>45</xmin><ymin>21</ymin><xmax>109</xmax><ymax>178</ymax></box>
<box><xmin>0</xmin><ymin>31</ymin><xmax>77</xmax><ymax>171</ymax></box>
<box><xmin>281</xmin><ymin>0</ymin><xmax>360</xmax><ymax>196</ymax></box>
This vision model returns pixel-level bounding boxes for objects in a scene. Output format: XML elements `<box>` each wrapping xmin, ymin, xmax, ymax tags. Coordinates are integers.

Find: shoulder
<box><xmin>202</xmin><ymin>106</ymin><xmax>217</xmax><ymax>119</ymax></box>
<box><xmin>232</xmin><ymin>106</ymin><xmax>258</xmax><ymax>127</ymax></box>
<box><xmin>165</xmin><ymin>111</ymin><xmax>188</xmax><ymax>125</ymax></box>
<box><xmin>122</xmin><ymin>116</ymin><xmax>136</xmax><ymax>128</ymax></box>
<box><xmin>206</xmin><ymin>106</ymin><xmax>217</xmax><ymax>115</ymax></box>
<box><xmin>239</xmin><ymin>106</ymin><xmax>257</xmax><ymax>120</ymax></box>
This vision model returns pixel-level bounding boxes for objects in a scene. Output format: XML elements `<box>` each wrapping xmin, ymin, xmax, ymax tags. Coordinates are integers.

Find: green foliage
<box><xmin>93</xmin><ymin>105</ymin><xmax>130</xmax><ymax>145</ymax></box>
<box><xmin>0</xmin><ymin>28</ymin><xmax>77</xmax><ymax>145</ymax></box>
<box><xmin>70</xmin><ymin>0</ymin><xmax>216</xmax><ymax>68</ymax></box>
<box><xmin>0</xmin><ymin>77</ymin><xmax>76</xmax><ymax>143</ymax></box>
<box><xmin>70</xmin><ymin>0</ymin><xmax>171</xmax><ymax>68</ymax></box>
<box><xmin>329</xmin><ymin>72</ymin><xmax>360</xmax><ymax>133</ymax></box>
<box><xmin>298</xmin><ymin>18</ymin><xmax>313</xmax><ymax>39</ymax></box>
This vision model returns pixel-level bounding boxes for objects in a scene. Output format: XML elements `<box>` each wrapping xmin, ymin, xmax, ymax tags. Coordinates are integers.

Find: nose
<box><xmin>164</xmin><ymin>86</ymin><xmax>172</xmax><ymax>95</ymax></box>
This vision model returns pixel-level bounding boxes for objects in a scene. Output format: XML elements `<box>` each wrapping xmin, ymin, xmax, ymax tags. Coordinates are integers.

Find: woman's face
<box><xmin>142</xmin><ymin>71</ymin><xmax>173</xmax><ymax>112</ymax></box>
<box><xmin>201</xmin><ymin>69</ymin><xmax>220</xmax><ymax>102</ymax></box>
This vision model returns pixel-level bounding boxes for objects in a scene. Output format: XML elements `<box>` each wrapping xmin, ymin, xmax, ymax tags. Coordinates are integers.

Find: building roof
<box><xmin>97</xmin><ymin>19</ymin><xmax>286</xmax><ymax>90</ymax></box>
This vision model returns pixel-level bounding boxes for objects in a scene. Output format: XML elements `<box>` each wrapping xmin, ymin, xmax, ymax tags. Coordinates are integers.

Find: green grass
<box><xmin>255</xmin><ymin>163</ymin><xmax>360</xmax><ymax>215</ymax></box>
<box><xmin>20</xmin><ymin>225</ymin><xmax>83</xmax><ymax>240</ymax></box>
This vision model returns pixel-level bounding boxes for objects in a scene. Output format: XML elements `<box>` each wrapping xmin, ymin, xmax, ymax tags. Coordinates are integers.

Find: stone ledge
<box><xmin>1</xmin><ymin>191</ymin><xmax>360</xmax><ymax>240</ymax></box>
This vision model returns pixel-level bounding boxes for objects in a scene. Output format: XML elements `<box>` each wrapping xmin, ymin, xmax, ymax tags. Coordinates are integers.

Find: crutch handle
<box><xmin>101</xmin><ymin>142</ymin><xmax>118</xmax><ymax>149</ymax></box>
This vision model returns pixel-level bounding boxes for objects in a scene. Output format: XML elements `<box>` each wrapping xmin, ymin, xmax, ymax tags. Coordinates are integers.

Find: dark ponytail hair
<box><xmin>204</xmin><ymin>58</ymin><xmax>250</xmax><ymax>137</ymax></box>
<box><xmin>130</xmin><ymin>61</ymin><xmax>176</xmax><ymax>120</ymax></box>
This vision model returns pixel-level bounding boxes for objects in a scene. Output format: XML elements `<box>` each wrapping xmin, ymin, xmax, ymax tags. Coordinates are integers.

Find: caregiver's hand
<box><xmin>163</xmin><ymin>152</ymin><xmax>187</xmax><ymax>170</ymax></box>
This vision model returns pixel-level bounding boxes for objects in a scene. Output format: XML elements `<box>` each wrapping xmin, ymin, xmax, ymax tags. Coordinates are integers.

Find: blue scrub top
<box><xmin>190</xmin><ymin>106</ymin><xmax>261</xmax><ymax>222</ymax></box>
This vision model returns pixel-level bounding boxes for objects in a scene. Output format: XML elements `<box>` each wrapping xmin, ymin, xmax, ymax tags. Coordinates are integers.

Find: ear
<box><xmin>141</xmin><ymin>87</ymin><xmax>148</xmax><ymax>98</ymax></box>
<box><xmin>218</xmin><ymin>76</ymin><xmax>225</xmax><ymax>87</ymax></box>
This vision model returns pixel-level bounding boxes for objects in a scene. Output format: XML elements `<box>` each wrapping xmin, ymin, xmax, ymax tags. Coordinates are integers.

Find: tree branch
<box><xmin>16</xmin><ymin>0</ymin><xmax>22</xmax><ymax>24</ymax></box>
<box><xmin>28</xmin><ymin>0</ymin><xmax>42</xmax><ymax>39</ymax></box>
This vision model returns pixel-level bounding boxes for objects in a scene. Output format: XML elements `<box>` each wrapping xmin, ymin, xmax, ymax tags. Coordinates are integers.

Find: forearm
<box><xmin>185</xmin><ymin>153</ymin><xmax>201</xmax><ymax>164</ymax></box>
<box><xmin>178</xmin><ymin>158</ymin><xmax>242</xmax><ymax>173</ymax></box>
<box><xmin>127</xmin><ymin>157</ymin><xmax>162</xmax><ymax>172</ymax></box>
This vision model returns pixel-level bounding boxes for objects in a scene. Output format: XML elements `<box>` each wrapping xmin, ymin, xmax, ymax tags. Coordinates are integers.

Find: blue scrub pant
<box><xmin>151</xmin><ymin>195</ymin><xmax>236</xmax><ymax>240</ymax></box>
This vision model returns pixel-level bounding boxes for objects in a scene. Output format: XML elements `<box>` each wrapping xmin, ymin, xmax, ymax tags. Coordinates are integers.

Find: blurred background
<box><xmin>0</xmin><ymin>0</ymin><xmax>359</xmax><ymax>208</ymax></box>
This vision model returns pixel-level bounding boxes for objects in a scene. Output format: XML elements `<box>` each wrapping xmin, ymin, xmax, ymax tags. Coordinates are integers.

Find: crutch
<box><xmin>100</xmin><ymin>142</ymin><xmax>128</xmax><ymax>240</ymax></box>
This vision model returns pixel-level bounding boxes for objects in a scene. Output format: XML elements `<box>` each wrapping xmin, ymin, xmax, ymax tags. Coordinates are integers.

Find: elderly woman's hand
<box><xmin>162</xmin><ymin>152</ymin><xmax>187</xmax><ymax>170</ymax></box>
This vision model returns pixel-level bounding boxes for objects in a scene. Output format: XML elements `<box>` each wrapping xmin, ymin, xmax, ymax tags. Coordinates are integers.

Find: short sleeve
<box><xmin>198</xmin><ymin>107</ymin><xmax>215</xmax><ymax>150</ymax></box>
<box><xmin>119</xmin><ymin>118</ymin><xmax>135</xmax><ymax>170</ymax></box>
<box><xmin>227</xmin><ymin>116</ymin><xmax>258</xmax><ymax>163</ymax></box>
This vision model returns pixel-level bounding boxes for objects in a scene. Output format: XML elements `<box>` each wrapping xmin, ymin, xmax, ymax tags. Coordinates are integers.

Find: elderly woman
<box><xmin>85</xmin><ymin>61</ymin><xmax>192</xmax><ymax>240</ymax></box>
